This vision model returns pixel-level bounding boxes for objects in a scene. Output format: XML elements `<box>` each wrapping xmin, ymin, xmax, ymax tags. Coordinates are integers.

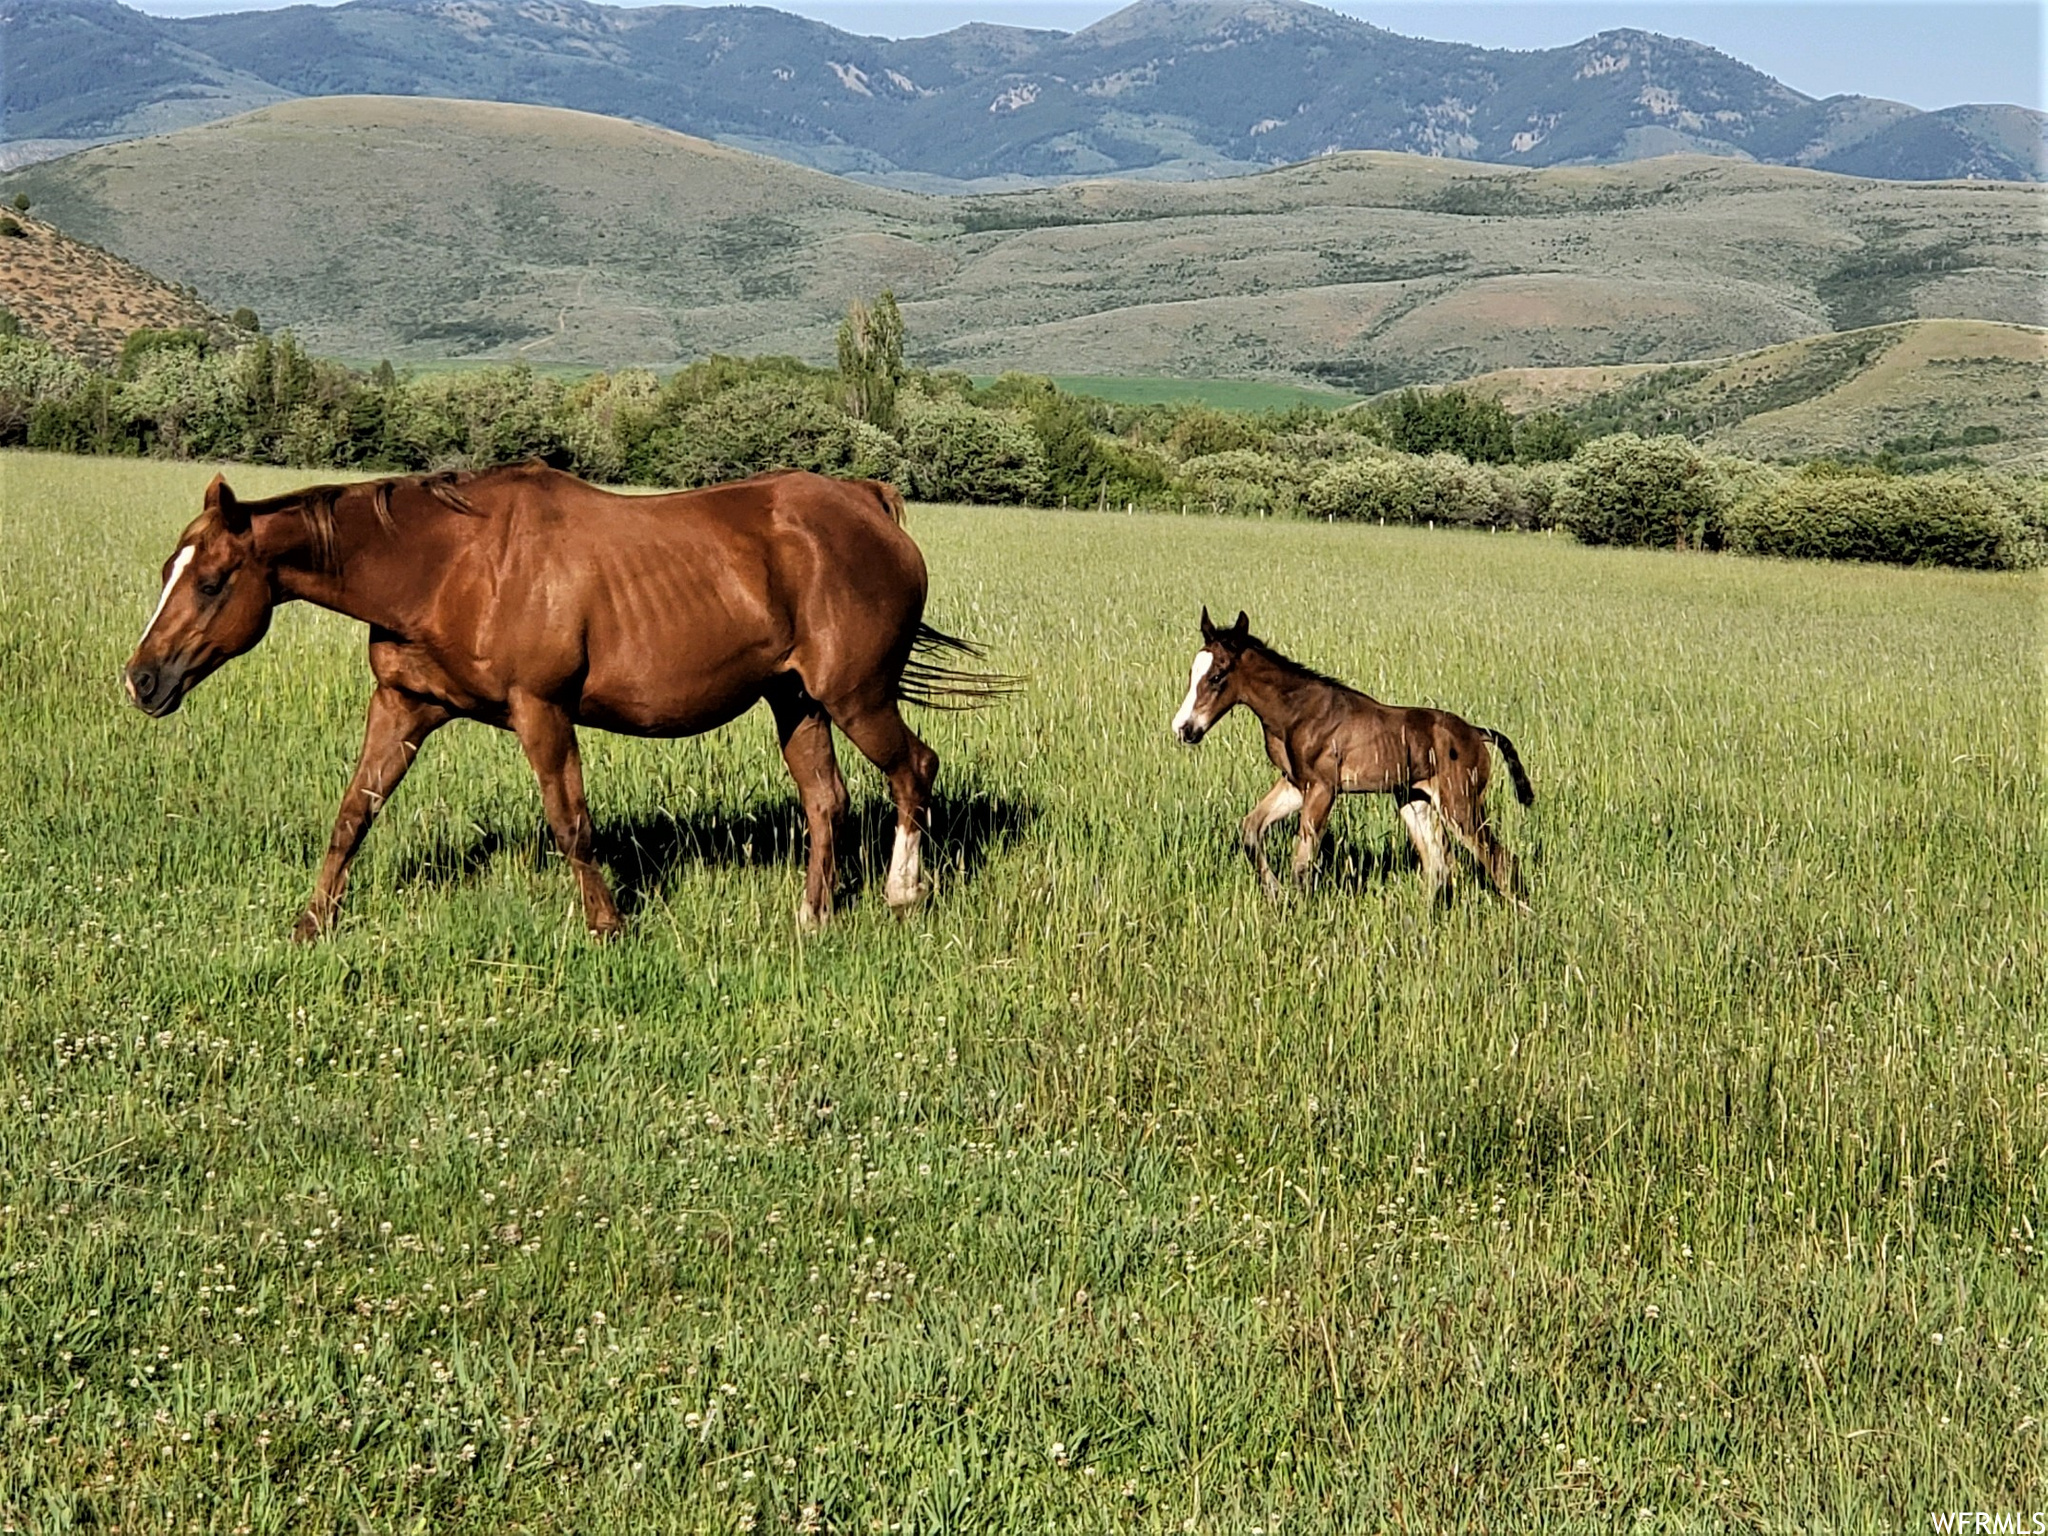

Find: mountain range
<box><xmin>4</xmin><ymin>0</ymin><xmax>2043</xmax><ymax>186</ymax></box>
<box><xmin>4</xmin><ymin>97</ymin><xmax>2040</xmax><ymax>384</ymax></box>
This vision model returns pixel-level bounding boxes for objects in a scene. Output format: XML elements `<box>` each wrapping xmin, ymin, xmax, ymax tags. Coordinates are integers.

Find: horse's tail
<box><xmin>1482</xmin><ymin>727</ymin><xmax>1534</xmax><ymax>806</ymax></box>
<box><xmin>863</xmin><ymin>479</ymin><xmax>907</xmax><ymax>526</ymax></box>
<box><xmin>897</xmin><ymin>624</ymin><xmax>1024</xmax><ymax>711</ymax></box>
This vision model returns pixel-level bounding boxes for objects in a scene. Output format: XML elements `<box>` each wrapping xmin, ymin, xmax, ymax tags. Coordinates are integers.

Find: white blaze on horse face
<box><xmin>1172</xmin><ymin>650</ymin><xmax>1213</xmax><ymax>738</ymax></box>
<box><xmin>138</xmin><ymin>545</ymin><xmax>196</xmax><ymax>651</ymax></box>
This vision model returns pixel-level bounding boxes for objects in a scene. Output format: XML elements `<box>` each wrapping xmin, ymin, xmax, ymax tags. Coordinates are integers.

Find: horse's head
<box><xmin>1171</xmin><ymin>607</ymin><xmax>1251</xmax><ymax>745</ymax></box>
<box><xmin>124</xmin><ymin>475</ymin><xmax>277</xmax><ymax>717</ymax></box>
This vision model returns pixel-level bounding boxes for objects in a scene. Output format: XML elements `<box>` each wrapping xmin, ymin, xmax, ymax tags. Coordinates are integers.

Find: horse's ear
<box><xmin>1200</xmin><ymin>606</ymin><xmax>1216</xmax><ymax>642</ymax></box>
<box><xmin>206</xmin><ymin>474</ymin><xmax>249</xmax><ymax>535</ymax></box>
<box><xmin>1231</xmin><ymin>610</ymin><xmax>1250</xmax><ymax>638</ymax></box>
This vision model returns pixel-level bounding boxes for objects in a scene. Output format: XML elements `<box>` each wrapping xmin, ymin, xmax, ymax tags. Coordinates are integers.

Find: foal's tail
<box><xmin>1482</xmin><ymin>728</ymin><xmax>1535</xmax><ymax>806</ymax></box>
<box><xmin>897</xmin><ymin>624</ymin><xmax>1025</xmax><ymax>711</ymax></box>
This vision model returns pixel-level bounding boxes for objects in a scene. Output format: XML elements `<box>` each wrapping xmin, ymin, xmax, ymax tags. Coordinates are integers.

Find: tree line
<box><xmin>0</xmin><ymin>306</ymin><xmax>2039</xmax><ymax>571</ymax></box>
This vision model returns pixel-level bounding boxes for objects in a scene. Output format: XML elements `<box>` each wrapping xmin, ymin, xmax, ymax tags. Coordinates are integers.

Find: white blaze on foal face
<box><xmin>1172</xmin><ymin>650</ymin><xmax>1214</xmax><ymax>740</ymax></box>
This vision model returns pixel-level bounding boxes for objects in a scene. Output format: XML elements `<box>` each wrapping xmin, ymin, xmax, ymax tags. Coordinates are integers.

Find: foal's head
<box><xmin>1171</xmin><ymin>607</ymin><xmax>1252</xmax><ymax>745</ymax></box>
<box><xmin>124</xmin><ymin>476</ymin><xmax>279</xmax><ymax>717</ymax></box>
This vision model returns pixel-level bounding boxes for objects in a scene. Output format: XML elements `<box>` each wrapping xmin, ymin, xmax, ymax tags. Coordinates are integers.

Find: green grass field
<box><xmin>1</xmin><ymin>451</ymin><xmax>2042</xmax><ymax>1532</ymax></box>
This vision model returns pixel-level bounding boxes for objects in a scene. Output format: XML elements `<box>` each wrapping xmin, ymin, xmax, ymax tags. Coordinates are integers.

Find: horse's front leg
<box><xmin>294</xmin><ymin>686</ymin><xmax>450</xmax><ymax>942</ymax></box>
<box><xmin>1291</xmin><ymin>779</ymin><xmax>1337</xmax><ymax>885</ymax></box>
<box><xmin>1240</xmin><ymin>777</ymin><xmax>1303</xmax><ymax>900</ymax></box>
<box><xmin>508</xmin><ymin>692</ymin><xmax>623</xmax><ymax>938</ymax></box>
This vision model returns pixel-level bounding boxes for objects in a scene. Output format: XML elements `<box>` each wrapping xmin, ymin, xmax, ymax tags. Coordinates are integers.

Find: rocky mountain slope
<box><xmin>4</xmin><ymin>0</ymin><xmax>2041</xmax><ymax>185</ymax></box>
<box><xmin>0</xmin><ymin>208</ymin><xmax>232</xmax><ymax>365</ymax></box>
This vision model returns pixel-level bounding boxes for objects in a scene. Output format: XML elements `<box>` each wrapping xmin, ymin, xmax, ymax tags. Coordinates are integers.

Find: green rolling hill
<box><xmin>3</xmin><ymin>97</ymin><xmax>2041</xmax><ymax>403</ymax></box>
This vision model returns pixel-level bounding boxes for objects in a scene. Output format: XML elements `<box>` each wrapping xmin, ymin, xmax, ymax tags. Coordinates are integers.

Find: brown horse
<box><xmin>124</xmin><ymin>462</ymin><xmax>1003</xmax><ymax>940</ymax></box>
<box><xmin>1171</xmin><ymin>609</ymin><xmax>1533</xmax><ymax>905</ymax></box>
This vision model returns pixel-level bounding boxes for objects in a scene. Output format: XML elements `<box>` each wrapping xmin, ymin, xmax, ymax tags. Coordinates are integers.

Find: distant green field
<box><xmin>1035</xmin><ymin>376</ymin><xmax>1362</xmax><ymax>411</ymax></box>
<box><xmin>1</xmin><ymin>452</ymin><xmax>2041</xmax><ymax>1531</ymax></box>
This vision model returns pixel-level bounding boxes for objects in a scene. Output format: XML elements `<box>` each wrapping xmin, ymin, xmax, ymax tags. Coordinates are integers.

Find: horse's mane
<box><xmin>1235</xmin><ymin>633</ymin><xmax>1364</xmax><ymax>698</ymax></box>
<box><xmin>281</xmin><ymin>468</ymin><xmax>486</xmax><ymax>573</ymax></box>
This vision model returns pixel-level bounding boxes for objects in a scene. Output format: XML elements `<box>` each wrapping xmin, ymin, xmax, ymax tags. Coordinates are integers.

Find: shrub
<box><xmin>1727</xmin><ymin>468</ymin><xmax>2043</xmax><ymax>570</ymax></box>
<box><xmin>27</xmin><ymin>375</ymin><xmax>136</xmax><ymax>455</ymax></box>
<box><xmin>1371</xmin><ymin>387</ymin><xmax>1517</xmax><ymax>464</ymax></box>
<box><xmin>846</xmin><ymin>421</ymin><xmax>905</xmax><ymax>483</ymax></box>
<box><xmin>644</xmin><ymin>379</ymin><xmax>865</xmax><ymax>488</ymax></box>
<box><xmin>1166</xmin><ymin>406</ymin><xmax>1269</xmax><ymax>460</ymax></box>
<box><xmin>1513</xmin><ymin>410</ymin><xmax>1584</xmax><ymax>465</ymax></box>
<box><xmin>1270</xmin><ymin>424</ymin><xmax>1384</xmax><ymax>464</ymax></box>
<box><xmin>1023</xmin><ymin>389</ymin><xmax>1172</xmax><ymax>508</ymax></box>
<box><xmin>561</xmin><ymin>368</ymin><xmax>660</xmax><ymax>483</ymax></box>
<box><xmin>117</xmin><ymin>326</ymin><xmax>209</xmax><ymax>381</ymax></box>
<box><xmin>231</xmin><ymin>307</ymin><xmax>260</xmax><ymax>332</ymax></box>
<box><xmin>1306</xmin><ymin>452</ymin><xmax>1516</xmax><ymax>527</ymax></box>
<box><xmin>1495</xmin><ymin>459</ymin><xmax>1574</xmax><ymax>531</ymax></box>
<box><xmin>9</xmin><ymin>193</ymin><xmax>28</xmax><ymax>213</ymax></box>
<box><xmin>0</xmin><ymin>217</ymin><xmax>24</xmax><ymax>239</ymax></box>
<box><xmin>893</xmin><ymin>393</ymin><xmax>1049</xmax><ymax>505</ymax></box>
<box><xmin>399</xmin><ymin>364</ymin><xmax>568</xmax><ymax>471</ymax></box>
<box><xmin>0</xmin><ymin>336</ymin><xmax>93</xmax><ymax>444</ymax></box>
<box><xmin>121</xmin><ymin>347</ymin><xmax>246</xmax><ymax>459</ymax></box>
<box><xmin>1175</xmin><ymin>450</ymin><xmax>1316</xmax><ymax>518</ymax></box>
<box><xmin>1554</xmin><ymin>433</ymin><xmax>1725</xmax><ymax>549</ymax></box>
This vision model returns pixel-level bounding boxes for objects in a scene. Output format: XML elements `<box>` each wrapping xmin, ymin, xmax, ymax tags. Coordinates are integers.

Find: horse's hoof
<box><xmin>289</xmin><ymin>912</ymin><xmax>327</xmax><ymax>945</ymax></box>
<box><xmin>796</xmin><ymin>899</ymin><xmax>831</xmax><ymax>934</ymax></box>
<box><xmin>883</xmin><ymin>874</ymin><xmax>927</xmax><ymax>913</ymax></box>
<box><xmin>588</xmin><ymin>917</ymin><xmax>625</xmax><ymax>942</ymax></box>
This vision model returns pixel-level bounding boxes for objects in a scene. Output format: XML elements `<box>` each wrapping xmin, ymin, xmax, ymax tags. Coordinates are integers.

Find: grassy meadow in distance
<box><xmin>0</xmin><ymin>450</ymin><xmax>2042</xmax><ymax>1532</ymax></box>
<box><xmin>1033</xmin><ymin>378</ymin><xmax>1362</xmax><ymax>413</ymax></box>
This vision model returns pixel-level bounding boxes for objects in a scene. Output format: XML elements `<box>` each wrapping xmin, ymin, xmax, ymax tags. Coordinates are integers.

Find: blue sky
<box><xmin>128</xmin><ymin>0</ymin><xmax>2044</xmax><ymax>112</ymax></box>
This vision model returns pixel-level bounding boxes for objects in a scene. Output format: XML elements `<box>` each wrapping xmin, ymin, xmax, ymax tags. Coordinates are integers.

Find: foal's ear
<box><xmin>1231</xmin><ymin>610</ymin><xmax>1250</xmax><ymax>638</ymax></box>
<box><xmin>1199</xmin><ymin>606</ymin><xmax>1216</xmax><ymax>642</ymax></box>
<box><xmin>205</xmin><ymin>474</ymin><xmax>250</xmax><ymax>535</ymax></box>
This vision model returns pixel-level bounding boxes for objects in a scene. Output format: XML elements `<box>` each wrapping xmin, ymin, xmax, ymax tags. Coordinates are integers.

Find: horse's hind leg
<box><xmin>294</xmin><ymin>685</ymin><xmax>450</xmax><ymax>942</ymax></box>
<box><xmin>1398</xmin><ymin>790</ymin><xmax>1453</xmax><ymax>901</ymax></box>
<box><xmin>831</xmin><ymin>696</ymin><xmax>938</xmax><ymax>912</ymax></box>
<box><xmin>768</xmin><ymin>681</ymin><xmax>850</xmax><ymax>933</ymax></box>
<box><xmin>1241</xmin><ymin>778</ymin><xmax>1303</xmax><ymax>899</ymax></box>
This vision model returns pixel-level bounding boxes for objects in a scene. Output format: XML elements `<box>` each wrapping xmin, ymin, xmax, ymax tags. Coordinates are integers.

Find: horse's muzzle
<box><xmin>124</xmin><ymin>662</ymin><xmax>186</xmax><ymax>717</ymax></box>
<box><xmin>1175</xmin><ymin>721</ymin><xmax>1207</xmax><ymax>746</ymax></box>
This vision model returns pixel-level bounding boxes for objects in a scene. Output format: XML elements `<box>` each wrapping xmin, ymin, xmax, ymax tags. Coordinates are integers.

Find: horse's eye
<box><xmin>197</xmin><ymin>575</ymin><xmax>226</xmax><ymax>599</ymax></box>
<box><xmin>1208</xmin><ymin>669</ymin><xmax>1227</xmax><ymax>689</ymax></box>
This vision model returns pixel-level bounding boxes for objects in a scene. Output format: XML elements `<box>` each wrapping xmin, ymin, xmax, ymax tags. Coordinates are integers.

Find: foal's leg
<box><xmin>1439</xmin><ymin>794</ymin><xmax>1530</xmax><ymax>911</ymax></box>
<box><xmin>768</xmin><ymin>683</ymin><xmax>850</xmax><ymax>933</ymax></box>
<box><xmin>507</xmin><ymin>692</ymin><xmax>623</xmax><ymax>937</ymax></box>
<box><xmin>1397</xmin><ymin>790</ymin><xmax>1453</xmax><ymax>900</ymax></box>
<box><xmin>1291</xmin><ymin>779</ymin><xmax>1337</xmax><ymax>884</ymax></box>
<box><xmin>1240</xmin><ymin>778</ymin><xmax>1303</xmax><ymax>899</ymax></box>
<box><xmin>294</xmin><ymin>685</ymin><xmax>450</xmax><ymax>943</ymax></box>
<box><xmin>832</xmin><ymin>697</ymin><xmax>938</xmax><ymax>911</ymax></box>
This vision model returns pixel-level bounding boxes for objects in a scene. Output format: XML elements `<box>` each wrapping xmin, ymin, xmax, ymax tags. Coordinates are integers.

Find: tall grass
<box><xmin>0</xmin><ymin>452</ymin><xmax>2041</xmax><ymax>1532</ymax></box>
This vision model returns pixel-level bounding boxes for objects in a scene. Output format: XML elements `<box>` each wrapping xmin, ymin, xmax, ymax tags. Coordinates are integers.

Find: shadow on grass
<box><xmin>395</xmin><ymin>783</ymin><xmax>1038</xmax><ymax>916</ymax></box>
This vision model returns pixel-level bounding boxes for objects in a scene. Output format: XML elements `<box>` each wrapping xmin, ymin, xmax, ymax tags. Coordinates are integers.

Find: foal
<box><xmin>1171</xmin><ymin>609</ymin><xmax>1533</xmax><ymax>905</ymax></box>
